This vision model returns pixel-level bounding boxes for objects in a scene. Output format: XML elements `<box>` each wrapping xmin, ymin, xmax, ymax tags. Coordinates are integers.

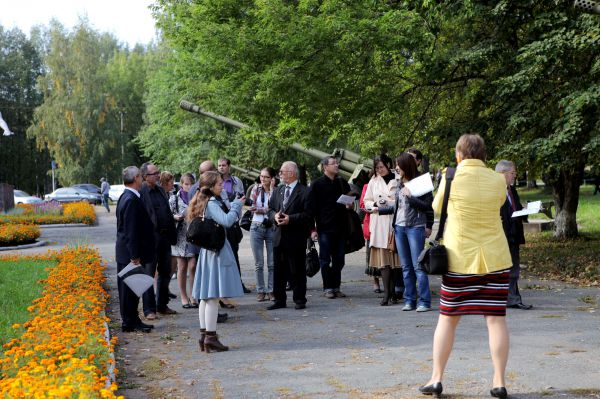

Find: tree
<box><xmin>0</xmin><ymin>26</ymin><xmax>50</xmax><ymax>195</ymax></box>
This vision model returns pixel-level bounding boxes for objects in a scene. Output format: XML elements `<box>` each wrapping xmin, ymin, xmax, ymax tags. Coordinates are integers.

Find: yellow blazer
<box><xmin>433</xmin><ymin>159</ymin><xmax>511</xmax><ymax>274</ymax></box>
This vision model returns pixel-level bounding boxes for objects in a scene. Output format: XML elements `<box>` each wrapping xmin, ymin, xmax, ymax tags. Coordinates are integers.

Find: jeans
<box><xmin>102</xmin><ymin>194</ymin><xmax>110</xmax><ymax>212</ymax></box>
<box><xmin>250</xmin><ymin>223</ymin><xmax>274</xmax><ymax>293</ymax></box>
<box><xmin>395</xmin><ymin>225</ymin><xmax>431</xmax><ymax>308</ymax></box>
<box><xmin>318</xmin><ymin>232</ymin><xmax>345</xmax><ymax>292</ymax></box>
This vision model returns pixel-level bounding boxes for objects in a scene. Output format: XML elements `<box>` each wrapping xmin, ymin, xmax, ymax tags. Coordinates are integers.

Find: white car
<box><xmin>108</xmin><ymin>184</ymin><xmax>126</xmax><ymax>202</ymax></box>
<box><xmin>13</xmin><ymin>189</ymin><xmax>43</xmax><ymax>204</ymax></box>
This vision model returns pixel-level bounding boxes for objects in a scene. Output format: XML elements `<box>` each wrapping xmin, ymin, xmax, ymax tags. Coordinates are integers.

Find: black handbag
<box><xmin>418</xmin><ymin>168</ymin><xmax>456</xmax><ymax>275</ymax></box>
<box><xmin>306</xmin><ymin>239</ymin><xmax>320</xmax><ymax>278</ymax></box>
<box><xmin>186</xmin><ymin>214</ymin><xmax>226</xmax><ymax>251</ymax></box>
<box><xmin>240</xmin><ymin>210</ymin><xmax>252</xmax><ymax>231</ymax></box>
<box><xmin>343</xmin><ymin>209</ymin><xmax>365</xmax><ymax>254</ymax></box>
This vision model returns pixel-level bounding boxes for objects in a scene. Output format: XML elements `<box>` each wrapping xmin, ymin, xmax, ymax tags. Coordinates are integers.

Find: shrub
<box><xmin>0</xmin><ymin>224</ymin><xmax>40</xmax><ymax>246</ymax></box>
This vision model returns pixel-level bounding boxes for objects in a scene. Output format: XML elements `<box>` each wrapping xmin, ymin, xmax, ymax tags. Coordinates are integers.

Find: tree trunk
<box><xmin>552</xmin><ymin>166</ymin><xmax>584</xmax><ymax>239</ymax></box>
<box><xmin>526</xmin><ymin>170</ymin><xmax>537</xmax><ymax>188</ymax></box>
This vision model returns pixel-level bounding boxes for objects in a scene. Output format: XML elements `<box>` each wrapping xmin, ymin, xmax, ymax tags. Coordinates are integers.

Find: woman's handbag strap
<box><xmin>434</xmin><ymin>167</ymin><xmax>456</xmax><ymax>242</ymax></box>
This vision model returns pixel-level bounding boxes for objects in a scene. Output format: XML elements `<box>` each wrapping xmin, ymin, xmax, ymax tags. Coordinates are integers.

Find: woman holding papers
<box><xmin>363</xmin><ymin>154</ymin><xmax>401</xmax><ymax>306</ymax></box>
<box><xmin>393</xmin><ymin>153</ymin><xmax>434</xmax><ymax>312</ymax></box>
<box><xmin>188</xmin><ymin>171</ymin><xmax>245</xmax><ymax>353</ymax></box>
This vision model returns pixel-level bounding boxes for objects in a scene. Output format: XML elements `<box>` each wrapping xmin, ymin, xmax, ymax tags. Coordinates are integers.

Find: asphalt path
<box><xmin>5</xmin><ymin>206</ymin><xmax>600</xmax><ymax>399</ymax></box>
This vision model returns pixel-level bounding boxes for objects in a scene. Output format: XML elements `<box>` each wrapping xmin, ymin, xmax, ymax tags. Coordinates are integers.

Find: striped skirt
<box><xmin>439</xmin><ymin>269</ymin><xmax>510</xmax><ymax>316</ymax></box>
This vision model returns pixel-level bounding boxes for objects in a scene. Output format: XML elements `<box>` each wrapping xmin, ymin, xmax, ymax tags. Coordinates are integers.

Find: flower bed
<box><xmin>0</xmin><ymin>247</ymin><xmax>121</xmax><ymax>398</ymax></box>
<box><xmin>0</xmin><ymin>202</ymin><xmax>96</xmax><ymax>226</ymax></box>
<box><xmin>0</xmin><ymin>224</ymin><xmax>41</xmax><ymax>246</ymax></box>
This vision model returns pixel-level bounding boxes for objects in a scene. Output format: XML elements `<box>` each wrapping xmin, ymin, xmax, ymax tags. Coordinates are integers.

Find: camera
<box><xmin>262</xmin><ymin>218</ymin><xmax>273</xmax><ymax>228</ymax></box>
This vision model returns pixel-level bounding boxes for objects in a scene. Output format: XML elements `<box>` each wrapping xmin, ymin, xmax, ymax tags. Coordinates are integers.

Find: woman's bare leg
<box><xmin>426</xmin><ymin>314</ymin><xmax>461</xmax><ymax>385</ymax></box>
<box><xmin>177</xmin><ymin>257</ymin><xmax>189</xmax><ymax>305</ymax></box>
<box><xmin>188</xmin><ymin>257</ymin><xmax>198</xmax><ymax>304</ymax></box>
<box><xmin>486</xmin><ymin>315</ymin><xmax>509</xmax><ymax>388</ymax></box>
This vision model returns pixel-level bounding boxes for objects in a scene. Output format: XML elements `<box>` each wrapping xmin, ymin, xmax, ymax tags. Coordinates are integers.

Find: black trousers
<box><xmin>273</xmin><ymin>245</ymin><xmax>307</xmax><ymax>305</ymax></box>
<box><xmin>142</xmin><ymin>236</ymin><xmax>172</xmax><ymax>314</ymax></box>
<box><xmin>117</xmin><ymin>262</ymin><xmax>142</xmax><ymax>327</ymax></box>
<box><xmin>507</xmin><ymin>243</ymin><xmax>523</xmax><ymax>306</ymax></box>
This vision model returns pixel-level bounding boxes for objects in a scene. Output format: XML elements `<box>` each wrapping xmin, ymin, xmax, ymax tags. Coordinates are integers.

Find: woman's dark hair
<box><xmin>455</xmin><ymin>134</ymin><xmax>486</xmax><ymax>161</ymax></box>
<box><xmin>395</xmin><ymin>153</ymin><xmax>418</xmax><ymax>181</ymax></box>
<box><xmin>372</xmin><ymin>153</ymin><xmax>393</xmax><ymax>176</ymax></box>
<box><xmin>262</xmin><ymin>166</ymin><xmax>276</xmax><ymax>178</ymax></box>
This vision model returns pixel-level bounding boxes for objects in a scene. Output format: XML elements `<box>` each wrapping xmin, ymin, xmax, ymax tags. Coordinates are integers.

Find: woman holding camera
<box><xmin>249</xmin><ymin>167</ymin><xmax>277</xmax><ymax>302</ymax></box>
<box><xmin>188</xmin><ymin>171</ymin><xmax>245</xmax><ymax>353</ymax></box>
<box><xmin>363</xmin><ymin>155</ymin><xmax>401</xmax><ymax>306</ymax></box>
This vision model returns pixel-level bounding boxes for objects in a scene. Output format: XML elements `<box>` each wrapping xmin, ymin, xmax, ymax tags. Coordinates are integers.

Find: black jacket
<box><xmin>268</xmin><ymin>182</ymin><xmax>313</xmax><ymax>249</ymax></box>
<box><xmin>309</xmin><ymin>175</ymin><xmax>351</xmax><ymax>233</ymax></box>
<box><xmin>139</xmin><ymin>183</ymin><xmax>177</xmax><ymax>245</ymax></box>
<box><xmin>115</xmin><ymin>189</ymin><xmax>156</xmax><ymax>264</ymax></box>
<box><xmin>500</xmin><ymin>185</ymin><xmax>526</xmax><ymax>246</ymax></box>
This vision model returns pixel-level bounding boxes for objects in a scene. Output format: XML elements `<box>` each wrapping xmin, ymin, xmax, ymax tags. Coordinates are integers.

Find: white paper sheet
<box><xmin>123</xmin><ymin>273</ymin><xmax>155</xmax><ymax>297</ymax></box>
<box><xmin>337</xmin><ymin>194</ymin><xmax>356</xmax><ymax>206</ymax></box>
<box><xmin>404</xmin><ymin>173</ymin><xmax>434</xmax><ymax>197</ymax></box>
<box><xmin>117</xmin><ymin>262</ymin><xmax>139</xmax><ymax>278</ymax></box>
<box><xmin>511</xmin><ymin>200</ymin><xmax>542</xmax><ymax>217</ymax></box>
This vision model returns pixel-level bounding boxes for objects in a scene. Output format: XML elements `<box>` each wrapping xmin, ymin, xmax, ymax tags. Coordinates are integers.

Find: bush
<box><xmin>0</xmin><ymin>224</ymin><xmax>40</xmax><ymax>246</ymax></box>
<box><xmin>0</xmin><ymin>202</ymin><xmax>96</xmax><ymax>226</ymax></box>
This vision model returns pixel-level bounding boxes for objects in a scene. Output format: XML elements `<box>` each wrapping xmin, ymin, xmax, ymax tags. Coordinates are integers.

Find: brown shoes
<box><xmin>204</xmin><ymin>331</ymin><xmax>228</xmax><ymax>352</ymax></box>
<box><xmin>268</xmin><ymin>293</ymin><xmax>275</xmax><ymax>301</ymax></box>
<box><xmin>257</xmin><ymin>293</ymin><xmax>267</xmax><ymax>302</ymax></box>
<box><xmin>145</xmin><ymin>312</ymin><xmax>157</xmax><ymax>320</ymax></box>
<box><xmin>158</xmin><ymin>307</ymin><xmax>177</xmax><ymax>315</ymax></box>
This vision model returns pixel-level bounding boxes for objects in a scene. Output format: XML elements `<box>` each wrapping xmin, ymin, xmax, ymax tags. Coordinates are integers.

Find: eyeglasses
<box><xmin>146</xmin><ymin>171</ymin><xmax>161</xmax><ymax>176</ymax></box>
<box><xmin>326</xmin><ymin>162</ymin><xmax>338</xmax><ymax>166</ymax></box>
<box><xmin>260</xmin><ymin>175</ymin><xmax>272</xmax><ymax>179</ymax></box>
<box><xmin>279</xmin><ymin>170</ymin><xmax>292</xmax><ymax>174</ymax></box>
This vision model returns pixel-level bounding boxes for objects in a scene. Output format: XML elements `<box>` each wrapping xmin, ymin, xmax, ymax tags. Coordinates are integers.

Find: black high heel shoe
<box><xmin>419</xmin><ymin>382</ymin><xmax>443</xmax><ymax>397</ymax></box>
<box><xmin>219</xmin><ymin>300</ymin><xmax>235</xmax><ymax>309</ymax></box>
<box><xmin>490</xmin><ymin>387</ymin><xmax>507</xmax><ymax>399</ymax></box>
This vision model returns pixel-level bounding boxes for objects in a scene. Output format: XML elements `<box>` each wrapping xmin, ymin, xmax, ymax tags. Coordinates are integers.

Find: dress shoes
<box><xmin>168</xmin><ymin>291</ymin><xmax>177</xmax><ymax>299</ymax></box>
<box><xmin>122</xmin><ymin>324</ymin><xmax>152</xmax><ymax>333</ymax></box>
<box><xmin>219</xmin><ymin>300</ymin><xmax>236</xmax><ymax>309</ymax></box>
<box><xmin>419</xmin><ymin>382</ymin><xmax>443</xmax><ymax>397</ymax></box>
<box><xmin>508</xmin><ymin>303</ymin><xmax>533</xmax><ymax>310</ymax></box>
<box><xmin>490</xmin><ymin>387</ymin><xmax>508</xmax><ymax>399</ymax></box>
<box><xmin>217</xmin><ymin>313</ymin><xmax>228</xmax><ymax>323</ymax></box>
<box><xmin>138</xmin><ymin>321</ymin><xmax>154</xmax><ymax>329</ymax></box>
<box><xmin>145</xmin><ymin>312</ymin><xmax>157</xmax><ymax>320</ymax></box>
<box><xmin>158</xmin><ymin>306</ymin><xmax>178</xmax><ymax>315</ymax></box>
<box><xmin>267</xmin><ymin>302</ymin><xmax>287</xmax><ymax>310</ymax></box>
<box><xmin>294</xmin><ymin>303</ymin><xmax>306</xmax><ymax>310</ymax></box>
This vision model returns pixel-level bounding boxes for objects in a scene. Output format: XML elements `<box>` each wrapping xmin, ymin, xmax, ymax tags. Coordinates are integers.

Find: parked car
<box><xmin>13</xmin><ymin>190</ymin><xmax>43</xmax><ymax>204</ymax></box>
<box><xmin>108</xmin><ymin>184</ymin><xmax>125</xmax><ymax>202</ymax></box>
<box><xmin>73</xmin><ymin>183</ymin><xmax>101</xmax><ymax>194</ymax></box>
<box><xmin>44</xmin><ymin>187</ymin><xmax>102</xmax><ymax>204</ymax></box>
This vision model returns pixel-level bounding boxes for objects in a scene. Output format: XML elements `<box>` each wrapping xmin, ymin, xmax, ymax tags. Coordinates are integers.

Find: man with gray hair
<box><xmin>115</xmin><ymin>166</ymin><xmax>156</xmax><ymax>332</ymax></box>
<box><xmin>496</xmin><ymin>160</ymin><xmax>532</xmax><ymax>310</ymax></box>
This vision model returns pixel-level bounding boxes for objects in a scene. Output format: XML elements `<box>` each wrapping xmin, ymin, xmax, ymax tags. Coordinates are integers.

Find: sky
<box><xmin>0</xmin><ymin>0</ymin><xmax>157</xmax><ymax>48</ymax></box>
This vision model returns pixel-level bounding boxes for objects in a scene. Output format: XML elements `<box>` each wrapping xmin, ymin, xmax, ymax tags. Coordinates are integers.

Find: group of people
<box><xmin>116</xmin><ymin>133</ymin><xmax>532</xmax><ymax>398</ymax></box>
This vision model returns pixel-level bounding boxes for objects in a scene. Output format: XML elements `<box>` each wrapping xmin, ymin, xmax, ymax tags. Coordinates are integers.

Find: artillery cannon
<box><xmin>179</xmin><ymin>100</ymin><xmax>373</xmax><ymax>186</ymax></box>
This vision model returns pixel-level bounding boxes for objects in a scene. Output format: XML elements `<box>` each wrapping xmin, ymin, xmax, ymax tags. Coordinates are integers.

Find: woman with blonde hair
<box><xmin>419</xmin><ymin>134</ymin><xmax>512</xmax><ymax>399</ymax></box>
<box><xmin>188</xmin><ymin>171</ymin><xmax>245</xmax><ymax>352</ymax></box>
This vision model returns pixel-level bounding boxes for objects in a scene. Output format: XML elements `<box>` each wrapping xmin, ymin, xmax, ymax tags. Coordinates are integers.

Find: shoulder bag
<box><xmin>186</xmin><ymin>209</ymin><xmax>226</xmax><ymax>251</ymax></box>
<box><xmin>417</xmin><ymin>168</ymin><xmax>455</xmax><ymax>275</ymax></box>
<box><xmin>305</xmin><ymin>239</ymin><xmax>320</xmax><ymax>278</ymax></box>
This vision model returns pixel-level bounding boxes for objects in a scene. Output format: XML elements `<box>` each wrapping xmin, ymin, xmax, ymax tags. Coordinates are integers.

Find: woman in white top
<box><xmin>248</xmin><ymin>167</ymin><xmax>277</xmax><ymax>302</ymax></box>
<box><xmin>363</xmin><ymin>155</ymin><xmax>401</xmax><ymax>306</ymax></box>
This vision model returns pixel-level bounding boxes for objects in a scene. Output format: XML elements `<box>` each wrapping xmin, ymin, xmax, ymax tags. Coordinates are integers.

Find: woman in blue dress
<box><xmin>187</xmin><ymin>171</ymin><xmax>245</xmax><ymax>352</ymax></box>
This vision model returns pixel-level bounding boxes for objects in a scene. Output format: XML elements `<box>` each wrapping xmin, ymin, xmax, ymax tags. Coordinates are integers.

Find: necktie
<box><xmin>507</xmin><ymin>187</ymin><xmax>517</xmax><ymax>211</ymax></box>
<box><xmin>283</xmin><ymin>185</ymin><xmax>291</xmax><ymax>208</ymax></box>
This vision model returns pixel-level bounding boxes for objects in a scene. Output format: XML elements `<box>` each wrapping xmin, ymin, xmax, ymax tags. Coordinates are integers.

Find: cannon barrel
<box><xmin>180</xmin><ymin>100</ymin><xmax>249</xmax><ymax>130</ymax></box>
<box><xmin>230</xmin><ymin>164</ymin><xmax>260</xmax><ymax>181</ymax></box>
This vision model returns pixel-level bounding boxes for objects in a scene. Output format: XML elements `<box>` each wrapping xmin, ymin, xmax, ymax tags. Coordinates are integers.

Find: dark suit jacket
<box><xmin>116</xmin><ymin>189</ymin><xmax>156</xmax><ymax>264</ymax></box>
<box><xmin>139</xmin><ymin>182</ymin><xmax>177</xmax><ymax>245</ymax></box>
<box><xmin>500</xmin><ymin>185</ymin><xmax>526</xmax><ymax>246</ymax></box>
<box><xmin>268</xmin><ymin>182</ymin><xmax>313</xmax><ymax>249</ymax></box>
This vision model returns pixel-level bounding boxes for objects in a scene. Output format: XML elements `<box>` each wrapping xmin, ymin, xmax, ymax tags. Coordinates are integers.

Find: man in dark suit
<box><xmin>496</xmin><ymin>160</ymin><xmax>533</xmax><ymax>310</ymax></box>
<box><xmin>267</xmin><ymin>161</ymin><xmax>313</xmax><ymax>310</ymax></box>
<box><xmin>116</xmin><ymin>166</ymin><xmax>156</xmax><ymax>332</ymax></box>
<box><xmin>139</xmin><ymin>162</ymin><xmax>178</xmax><ymax>319</ymax></box>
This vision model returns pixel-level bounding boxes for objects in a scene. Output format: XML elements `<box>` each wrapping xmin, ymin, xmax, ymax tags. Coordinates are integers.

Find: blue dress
<box><xmin>192</xmin><ymin>197</ymin><xmax>244</xmax><ymax>300</ymax></box>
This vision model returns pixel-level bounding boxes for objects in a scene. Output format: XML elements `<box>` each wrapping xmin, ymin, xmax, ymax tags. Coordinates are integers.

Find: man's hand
<box><xmin>130</xmin><ymin>258</ymin><xmax>141</xmax><ymax>265</ymax></box>
<box><xmin>425</xmin><ymin>228</ymin><xmax>432</xmax><ymax>238</ymax></box>
<box><xmin>277</xmin><ymin>212</ymin><xmax>290</xmax><ymax>225</ymax></box>
<box><xmin>400</xmin><ymin>187</ymin><xmax>412</xmax><ymax>197</ymax></box>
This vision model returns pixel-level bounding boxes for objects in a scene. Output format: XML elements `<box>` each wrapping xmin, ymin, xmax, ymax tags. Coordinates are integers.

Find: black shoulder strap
<box><xmin>434</xmin><ymin>167</ymin><xmax>456</xmax><ymax>242</ymax></box>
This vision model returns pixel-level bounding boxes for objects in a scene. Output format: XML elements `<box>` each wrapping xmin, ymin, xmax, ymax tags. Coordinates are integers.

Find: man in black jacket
<box><xmin>496</xmin><ymin>160</ymin><xmax>532</xmax><ymax>310</ymax></box>
<box><xmin>309</xmin><ymin>156</ymin><xmax>352</xmax><ymax>299</ymax></box>
<box><xmin>140</xmin><ymin>162</ymin><xmax>178</xmax><ymax>318</ymax></box>
<box><xmin>115</xmin><ymin>166</ymin><xmax>156</xmax><ymax>332</ymax></box>
<box><xmin>267</xmin><ymin>161</ymin><xmax>313</xmax><ymax>310</ymax></box>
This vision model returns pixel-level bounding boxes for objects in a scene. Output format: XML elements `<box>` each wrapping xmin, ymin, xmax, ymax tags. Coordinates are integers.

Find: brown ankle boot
<box><xmin>380</xmin><ymin>266</ymin><xmax>391</xmax><ymax>306</ymax></box>
<box><xmin>204</xmin><ymin>331</ymin><xmax>228</xmax><ymax>352</ymax></box>
<box><xmin>199</xmin><ymin>328</ymin><xmax>206</xmax><ymax>352</ymax></box>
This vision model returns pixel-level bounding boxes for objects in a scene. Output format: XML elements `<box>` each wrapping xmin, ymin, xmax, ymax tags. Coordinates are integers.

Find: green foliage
<box><xmin>0</xmin><ymin>260</ymin><xmax>53</xmax><ymax>349</ymax></box>
<box><xmin>0</xmin><ymin>26</ymin><xmax>51</xmax><ymax>195</ymax></box>
<box><xmin>26</xmin><ymin>21</ymin><xmax>150</xmax><ymax>186</ymax></box>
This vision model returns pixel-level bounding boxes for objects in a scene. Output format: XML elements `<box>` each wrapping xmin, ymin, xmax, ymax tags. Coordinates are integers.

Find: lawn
<box><xmin>519</xmin><ymin>184</ymin><xmax>600</xmax><ymax>285</ymax></box>
<box><xmin>0</xmin><ymin>259</ymin><xmax>54</xmax><ymax>349</ymax></box>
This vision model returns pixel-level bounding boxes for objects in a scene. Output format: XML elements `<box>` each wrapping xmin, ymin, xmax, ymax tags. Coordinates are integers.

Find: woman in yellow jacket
<box><xmin>419</xmin><ymin>134</ymin><xmax>512</xmax><ymax>399</ymax></box>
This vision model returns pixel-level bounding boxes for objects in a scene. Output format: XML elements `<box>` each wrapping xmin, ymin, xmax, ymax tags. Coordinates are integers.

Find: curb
<box><xmin>39</xmin><ymin>223</ymin><xmax>92</xmax><ymax>228</ymax></box>
<box><xmin>0</xmin><ymin>240</ymin><xmax>48</xmax><ymax>251</ymax></box>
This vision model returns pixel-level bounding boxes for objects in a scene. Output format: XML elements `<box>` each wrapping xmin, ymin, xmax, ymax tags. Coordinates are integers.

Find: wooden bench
<box><xmin>523</xmin><ymin>201</ymin><xmax>555</xmax><ymax>233</ymax></box>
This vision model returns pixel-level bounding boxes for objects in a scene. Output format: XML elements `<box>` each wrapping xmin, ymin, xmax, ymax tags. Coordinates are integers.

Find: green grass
<box><xmin>0</xmin><ymin>260</ymin><xmax>54</xmax><ymax>350</ymax></box>
<box><xmin>518</xmin><ymin>185</ymin><xmax>600</xmax><ymax>285</ymax></box>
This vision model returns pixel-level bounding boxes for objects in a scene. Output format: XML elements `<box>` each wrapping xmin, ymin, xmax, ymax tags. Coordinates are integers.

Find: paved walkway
<box><xmin>6</xmin><ymin>206</ymin><xmax>600</xmax><ymax>398</ymax></box>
